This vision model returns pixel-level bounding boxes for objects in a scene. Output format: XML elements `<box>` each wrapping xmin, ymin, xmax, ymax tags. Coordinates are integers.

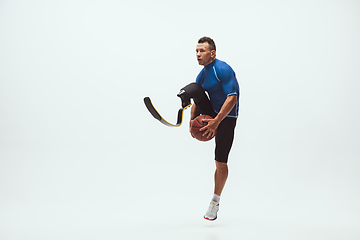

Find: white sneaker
<box><xmin>204</xmin><ymin>200</ymin><xmax>219</xmax><ymax>221</ymax></box>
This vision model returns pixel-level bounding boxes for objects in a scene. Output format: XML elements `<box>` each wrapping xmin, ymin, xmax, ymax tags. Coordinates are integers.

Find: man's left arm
<box><xmin>201</xmin><ymin>64</ymin><xmax>238</xmax><ymax>138</ymax></box>
<box><xmin>201</xmin><ymin>95</ymin><xmax>237</xmax><ymax>138</ymax></box>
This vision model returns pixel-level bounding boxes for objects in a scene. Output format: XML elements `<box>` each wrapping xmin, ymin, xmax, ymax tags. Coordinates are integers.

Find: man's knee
<box><xmin>215</xmin><ymin>160</ymin><xmax>228</xmax><ymax>173</ymax></box>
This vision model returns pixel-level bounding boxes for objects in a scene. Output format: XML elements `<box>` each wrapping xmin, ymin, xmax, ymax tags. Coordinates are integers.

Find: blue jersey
<box><xmin>196</xmin><ymin>59</ymin><xmax>240</xmax><ymax>118</ymax></box>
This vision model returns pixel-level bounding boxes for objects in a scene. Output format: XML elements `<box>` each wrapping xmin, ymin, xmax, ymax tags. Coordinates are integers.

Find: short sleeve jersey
<box><xmin>196</xmin><ymin>59</ymin><xmax>240</xmax><ymax>118</ymax></box>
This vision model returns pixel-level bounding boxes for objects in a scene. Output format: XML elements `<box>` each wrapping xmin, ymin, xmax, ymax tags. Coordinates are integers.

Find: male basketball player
<box><xmin>190</xmin><ymin>37</ymin><xmax>240</xmax><ymax>221</ymax></box>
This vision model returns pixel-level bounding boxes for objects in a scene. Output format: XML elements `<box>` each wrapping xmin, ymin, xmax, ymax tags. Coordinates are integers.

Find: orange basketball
<box><xmin>190</xmin><ymin>115</ymin><xmax>216</xmax><ymax>141</ymax></box>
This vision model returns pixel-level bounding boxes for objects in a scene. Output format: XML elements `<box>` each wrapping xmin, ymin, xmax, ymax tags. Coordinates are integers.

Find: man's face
<box><xmin>196</xmin><ymin>42</ymin><xmax>215</xmax><ymax>66</ymax></box>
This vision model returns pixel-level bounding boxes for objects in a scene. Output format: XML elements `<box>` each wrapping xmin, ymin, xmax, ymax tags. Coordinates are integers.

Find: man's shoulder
<box><xmin>197</xmin><ymin>67</ymin><xmax>205</xmax><ymax>77</ymax></box>
<box><xmin>214</xmin><ymin>59</ymin><xmax>234</xmax><ymax>77</ymax></box>
<box><xmin>214</xmin><ymin>59</ymin><xmax>233</xmax><ymax>71</ymax></box>
<box><xmin>196</xmin><ymin>68</ymin><xmax>205</xmax><ymax>83</ymax></box>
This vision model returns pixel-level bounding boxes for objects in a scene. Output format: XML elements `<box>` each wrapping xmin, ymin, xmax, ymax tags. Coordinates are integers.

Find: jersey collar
<box><xmin>204</xmin><ymin>59</ymin><xmax>217</xmax><ymax>69</ymax></box>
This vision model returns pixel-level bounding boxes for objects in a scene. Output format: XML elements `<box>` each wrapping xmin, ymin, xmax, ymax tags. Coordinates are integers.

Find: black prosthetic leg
<box><xmin>177</xmin><ymin>82</ymin><xmax>216</xmax><ymax>118</ymax></box>
<box><xmin>144</xmin><ymin>82</ymin><xmax>215</xmax><ymax>127</ymax></box>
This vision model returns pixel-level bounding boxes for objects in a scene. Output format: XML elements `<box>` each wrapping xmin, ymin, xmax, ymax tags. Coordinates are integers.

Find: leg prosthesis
<box><xmin>144</xmin><ymin>82</ymin><xmax>215</xmax><ymax>127</ymax></box>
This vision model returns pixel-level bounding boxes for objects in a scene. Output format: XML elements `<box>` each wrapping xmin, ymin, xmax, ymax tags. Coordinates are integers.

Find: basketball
<box><xmin>190</xmin><ymin>115</ymin><xmax>216</xmax><ymax>141</ymax></box>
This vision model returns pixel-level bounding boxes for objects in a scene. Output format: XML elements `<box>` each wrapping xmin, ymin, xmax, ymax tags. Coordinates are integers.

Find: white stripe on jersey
<box><xmin>213</xmin><ymin>67</ymin><xmax>221</xmax><ymax>82</ymax></box>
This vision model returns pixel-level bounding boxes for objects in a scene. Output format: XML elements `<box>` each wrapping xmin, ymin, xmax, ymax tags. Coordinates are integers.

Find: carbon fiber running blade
<box><xmin>143</xmin><ymin>97</ymin><xmax>191</xmax><ymax>127</ymax></box>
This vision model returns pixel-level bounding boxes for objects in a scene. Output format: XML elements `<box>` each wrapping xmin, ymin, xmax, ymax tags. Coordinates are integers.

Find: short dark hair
<box><xmin>198</xmin><ymin>37</ymin><xmax>216</xmax><ymax>51</ymax></box>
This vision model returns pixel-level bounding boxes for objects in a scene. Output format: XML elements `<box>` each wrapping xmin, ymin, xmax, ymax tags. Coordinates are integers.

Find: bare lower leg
<box><xmin>214</xmin><ymin>161</ymin><xmax>228</xmax><ymax>196</ymax></box>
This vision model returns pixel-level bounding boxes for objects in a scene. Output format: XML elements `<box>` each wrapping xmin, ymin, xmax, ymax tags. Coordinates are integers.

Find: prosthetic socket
<box><xmin>177</xmin><ymin>82</ymin><xmax>216</xmax><ymax>118</ymax></box>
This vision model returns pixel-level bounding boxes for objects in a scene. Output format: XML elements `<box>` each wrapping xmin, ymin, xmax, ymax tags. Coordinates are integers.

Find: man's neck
<box><xmin>204</xmin><ymin>58</ymin><xmax>216</xmax><ymax>67</ymax></box>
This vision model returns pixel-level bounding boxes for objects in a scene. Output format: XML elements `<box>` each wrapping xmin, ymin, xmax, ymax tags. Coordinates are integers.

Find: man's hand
<box><xmin>199</xmin><ymin>95</ymin><xmax>237</xmax><ymax>138</ymax></box>
<box><xmin>189</xmin><ymin>119</ymin><xmax>195</xmax><ymax>137</ymax></box>
<box><xmin>200</xmin><ymin>118</ymin><xmax>220</xmax><ymax>139</ymax></box>
<box><xmin>189</xmin><ymin>103</ymin><xmax>200</xmax><ymax>138</ymax></box>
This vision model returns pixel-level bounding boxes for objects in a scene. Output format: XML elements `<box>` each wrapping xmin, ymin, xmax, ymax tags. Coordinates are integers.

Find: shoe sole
<box><xmin>204</xmin><ymin>216</ymin><xmax>217</xmax><ymax>221</ymax></box>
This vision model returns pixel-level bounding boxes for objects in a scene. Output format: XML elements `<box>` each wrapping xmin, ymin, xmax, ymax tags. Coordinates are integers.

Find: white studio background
<box><xmin>1</xmin><ymin>0</ymin><xmax>359</xmax><ymax>239</ymax></box>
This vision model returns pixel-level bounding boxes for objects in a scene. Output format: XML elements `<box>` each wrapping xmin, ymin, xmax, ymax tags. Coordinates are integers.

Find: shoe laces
<box><xmin>208</xmin><ymin>201</ymin><xmax>219</xmax><ymax>213</ymax></box>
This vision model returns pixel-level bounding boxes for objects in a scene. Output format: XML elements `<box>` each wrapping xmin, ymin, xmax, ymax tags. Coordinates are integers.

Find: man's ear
<box><xmin>211</xmin><ymin>50</ymin><xmax>216</xmax><ymax>57</ymax></box>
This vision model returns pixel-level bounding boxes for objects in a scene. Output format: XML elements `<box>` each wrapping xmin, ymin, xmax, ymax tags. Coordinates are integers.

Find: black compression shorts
<box><xmin>215</xmin><ymin>117</ymin><xmax>237</xmax><ymax>163</ymax></box>
<box><xmin>178</xmin><ymin>83</ymin><xmax>237</xmax><ymax>163</ymax></box>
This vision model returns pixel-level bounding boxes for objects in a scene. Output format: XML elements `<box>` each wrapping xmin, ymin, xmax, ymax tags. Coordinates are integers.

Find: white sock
<box><xmin>212</xmin><ymin>194</ymin><xmax>220</xmax><ymax>202</ymax></box>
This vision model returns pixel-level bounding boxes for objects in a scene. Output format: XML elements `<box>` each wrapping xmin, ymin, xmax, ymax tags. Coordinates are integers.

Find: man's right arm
<box><xmin>189</xmin><ymin>103</ymin><xmax>200</xmax><ymax>135</ymax></box>
<box><xmin>190</xmin><ymin>71</ymin><xmax>203</xmax><ymax>132</ymax></box>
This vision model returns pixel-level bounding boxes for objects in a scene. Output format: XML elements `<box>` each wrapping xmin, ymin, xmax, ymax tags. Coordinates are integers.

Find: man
<box><xmin>190</xmin><ymin>37</ymin><xmax>239</xmax><ymax>221</ymax></box>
